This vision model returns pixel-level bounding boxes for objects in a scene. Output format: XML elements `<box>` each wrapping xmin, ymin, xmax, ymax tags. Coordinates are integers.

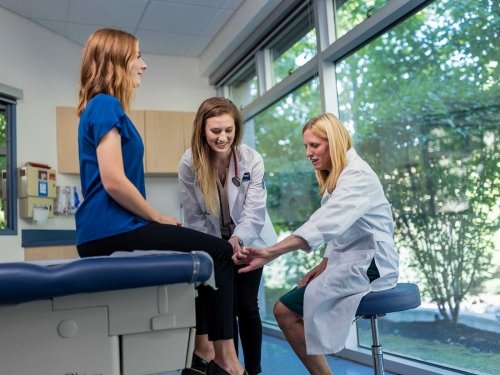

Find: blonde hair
<box><xmin>191</xmin><ymin>97</ymin><xmax>243</xmax><ymax>215</ymax></box>
<box><xmin>77</xmin><ymin>28</ymin><xmax>138</xmax><ymax>115</ymax></box>
<box><xmin>303</xmin><ymin>113</ymin><xmax>352</xmax><ymax>195</ymax></box>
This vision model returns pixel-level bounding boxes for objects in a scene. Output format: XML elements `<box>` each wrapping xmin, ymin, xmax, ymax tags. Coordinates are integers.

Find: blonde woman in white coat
<box><xmin>238</xmin><ymin>113</ymin><xmax>399</xmax><ymax>375</ymax></box>
<box><xmin>178</xmin><ymin>97</ymin><xmax>277</xmax><ymax>375</ymax></box>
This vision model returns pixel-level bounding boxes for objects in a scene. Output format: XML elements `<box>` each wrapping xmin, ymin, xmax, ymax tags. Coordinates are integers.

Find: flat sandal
<box><xmin>206</xmin><ymin>360</ymin><xmax>248</xmax><ymax>375</ymax></box>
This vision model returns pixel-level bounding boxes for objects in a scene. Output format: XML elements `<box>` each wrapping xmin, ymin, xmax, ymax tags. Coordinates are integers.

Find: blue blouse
<box><xmin>76</xmin><ymin>94</ymin><xmax>148</xmax><ymax>245</ymax></box>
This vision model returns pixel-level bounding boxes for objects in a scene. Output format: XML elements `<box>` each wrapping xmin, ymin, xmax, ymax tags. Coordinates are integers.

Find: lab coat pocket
<box><xmin>335</xmin><ymin>249</ymin><xmax>375</xmax><ymax>291</ymax></box>
<box><xmin>339</xmin><ymin>249</ymin><xmax>374</xmax><ymax>263</ymax></box>
<box><xmin>237</xmin><ymin>180</ymin><xmax>250</xmax><ymax>195</ymax></box>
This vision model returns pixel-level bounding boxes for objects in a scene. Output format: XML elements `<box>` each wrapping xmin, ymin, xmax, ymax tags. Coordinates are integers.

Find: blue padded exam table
<box><xmin>0</xmin><ymin>251</ymin><xmax>213</xmax><ymax>375</ymax></box>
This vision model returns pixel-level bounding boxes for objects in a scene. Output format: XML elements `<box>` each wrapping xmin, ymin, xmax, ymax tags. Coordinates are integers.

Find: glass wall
<box><xmin>270</xmin><ymin>10</ymin><xmax>316</xmax><ymax>86</ymax></box>
<box><xmin>245</xmin><ymin>78</ymin><xmax>322</xmax><ymax>320</ymax></box>
<box><xmin>336</xmin><ymin>0</ymin><xmax>499</xmax><ymax>373</ymax></box>
<box><xmin>227</xmin><ymin>61</ymin><xmax>258</xmax><ymax>109</ymax></box>
<box><xmin>334</xmin><ymin>0</ymin><xmax>389</xmax><ymax>38</ymax></box>
<box><xmin>0</xmin><ymin>102</ymin><xmax>9</xmax><ymax>230</ymax></box>
<box><xmin>219</xmin><ymin>0</ymin><xmax>499</xmax><ymax>373</ymax></box>
<box><xmin>0</xmin><ymin>95</ymin><xmax>17</xmax><ymax>234</ymax></box>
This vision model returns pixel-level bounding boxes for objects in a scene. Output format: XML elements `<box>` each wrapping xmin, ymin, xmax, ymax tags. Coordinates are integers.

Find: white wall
<box><xmin>0</xmin><ymin>7</ymin><xmax>214</xmax><ymax>262</ymax></box>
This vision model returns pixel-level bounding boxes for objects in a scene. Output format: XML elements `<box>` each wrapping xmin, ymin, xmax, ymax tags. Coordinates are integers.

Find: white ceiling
<box><xmin>0</xmin><ymin>0</ymin><xmax>246</xmax><ymax>57</ymax></box>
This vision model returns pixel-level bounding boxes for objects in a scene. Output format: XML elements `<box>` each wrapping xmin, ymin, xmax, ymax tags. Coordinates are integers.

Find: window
<box><xmin>0</xmin><ymin>94</ymin><xmax>18</xmax><ymax>234</ymax></box>
<box><xmin>334</xmin><ymin>0</ymin><xmax>389</xmax><ymax>38</ymax></box>
<box><xmin>227</xmin><ymin>61</ymin><xmax>258</xmax><ymax>109</ymax></box>
<box><xmin>245</xmin><ymin>78</ymin><xmax>322</xmax><ymax>322</ymax></box>
<box><xmin>335</xmin><ymin>0</ymin><xmax>499</xmax><ymax>373</ymax></box>
<box><xmin>271</xmin><ymin>16</ymin><xmax>317</xmax><ymax>85</ymax></box>
<box><xmin>0</xmin><ymin>104</ymin><xmax>6</xmax><ymax>228</ymax></box>
<box><xmin>217</xmin><ymin>0</ymin><xmax>498</xmax><ymax>372</ymax></box>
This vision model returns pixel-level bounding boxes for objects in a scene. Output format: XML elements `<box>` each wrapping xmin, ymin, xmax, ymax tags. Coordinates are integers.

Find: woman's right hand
<box><xmin>297</xmin><ymin>258</ymin><xmax>328</xmax><ymax>287</ymax></box>
<box><xmin>237</xmin><ymin>247</ymin><xmax>273</xmax><ymax>273</ymax></box>
<box><xmin>157</xmin><ymin>214</ymin><xmax>182</xmax><ymax>226</ymax></box>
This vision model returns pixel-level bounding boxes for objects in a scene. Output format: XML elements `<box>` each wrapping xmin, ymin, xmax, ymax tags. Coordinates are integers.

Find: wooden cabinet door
<box><xmin>182</xmin><ymin>112</ymin><xmax>195</xmax><ymax>150</ymax></box>
<box><xmin>144</xmin><ymin>111</ymin><xmax>186</xmax><ymax>174</ymax></box>
<box><xmin>56</xmin><ymin>107</ymin><xmax>80</xmax><ymax>174</ymax></box>
<box><xmin>128</xmin><ymin>110</ymin><xmax>146</xmax><ymax>169</ymax></box>
<box><xmin>128</xmin><ymin>110</ymin><xmax>145</xmax><ymax>139</ymax></box>
<box><xmin>56</xmin><ymin>107</ymin><xmax>194</xmax><ymax>175</ymax></box>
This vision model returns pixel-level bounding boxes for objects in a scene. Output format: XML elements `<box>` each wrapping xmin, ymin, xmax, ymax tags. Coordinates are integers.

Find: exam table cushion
<box><xmin>0</xmin><ymin>252</ymin><xmax>212</xmax><ymax>305</ymax></box>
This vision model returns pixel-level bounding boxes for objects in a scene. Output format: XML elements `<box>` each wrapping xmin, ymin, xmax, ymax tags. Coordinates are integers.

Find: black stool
<box><xmin>356</xmin><ymin>283</ymin><xmax>421</xmax><ymax>375</ymax></box>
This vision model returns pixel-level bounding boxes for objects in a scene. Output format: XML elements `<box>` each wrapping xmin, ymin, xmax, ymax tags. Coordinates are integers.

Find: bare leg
<box><xmin>274</xmin><ymin>301</ymin><xmax>332</xmax><ymax>375</ymax></box>
<box><xmin>194</xmin><ymin>334</ymin><xmax>215</xmax><ymax>362</ymax></box>
<box><xmin>212</xmin><ymin>339</ymin><xmax>246</xmax><ymax>375</ymax></box>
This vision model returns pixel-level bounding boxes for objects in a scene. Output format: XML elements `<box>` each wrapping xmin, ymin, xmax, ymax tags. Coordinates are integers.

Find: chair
<box><xmin>356</xmin><ymin>283</ymin><xmax>421</xmax><ymax>375</ymax></box>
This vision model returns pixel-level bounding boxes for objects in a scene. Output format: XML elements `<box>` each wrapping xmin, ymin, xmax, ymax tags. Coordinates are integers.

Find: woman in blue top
<box><xmin>75</xmin><ymin>28</ymin><xmax>247</xmax><ymax>375</ymax></box>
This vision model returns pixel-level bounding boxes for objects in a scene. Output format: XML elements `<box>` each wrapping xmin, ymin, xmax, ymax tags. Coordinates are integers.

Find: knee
<box><xmin>213</xmin><ymin>241</ymin><xmax>233</xmax><ymax>263</ymax></box>
<box><xmin>236</xmin><ymin>298</ymin><xmax>260</xmax><ymax>318</ymax></box>
<box><xmin>273</xmin><ymin>301</ymin><xmax>291</xmax><ymax>327</ymax></box>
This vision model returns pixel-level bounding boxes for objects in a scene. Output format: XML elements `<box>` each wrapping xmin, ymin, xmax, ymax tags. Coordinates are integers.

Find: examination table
<box><xmin>0</xmin><ymin>251</ymin><xmax>213</xmax><ymax>375</ymax></box>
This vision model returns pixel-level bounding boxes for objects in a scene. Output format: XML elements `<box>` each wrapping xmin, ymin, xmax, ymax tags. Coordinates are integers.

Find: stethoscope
<box><xmin>231</xmin><ymin>151</ymin><xmax>241</xmax><ymax>187</ymax></box>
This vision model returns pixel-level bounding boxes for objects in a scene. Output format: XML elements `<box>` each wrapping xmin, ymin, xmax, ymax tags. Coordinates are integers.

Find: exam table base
<box><xmin>0</xmin><ymin>283</ymin><xmax>197</xmax><ymax>375</ymax></box>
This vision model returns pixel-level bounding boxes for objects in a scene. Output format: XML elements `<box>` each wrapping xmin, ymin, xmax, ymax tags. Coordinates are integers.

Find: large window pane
<box><xmin>245</xmin><ymin>78</ymin><xmax>321</xmax><ymax>322</ymax></box>
<box><xmin>334</xmin><ymin>0</ymin><xmax>389</xmax><ymax>38</ymax></box>
<box><xmin>335</xmin><ymin>0</ymin><xmax>499</xmax><ymax>373</ymax></box>
<box><xmin>227</xmin><ymin>61</ymin><xmax>258</xmax><ymax>109</ymax></box>
<box><xmin>0</xmin><ymin>96</ymin><xmax>17</xmax><ymax>235</ymax></box>
<box><xmin>0</xmin><ymin>104</ymin><xmax>7</xmax><ymax>230</ymax></box>
<box><xmin>271</xmin><ymin>11</ymin><xmax>316</xmax><ymax>86</ymax></box>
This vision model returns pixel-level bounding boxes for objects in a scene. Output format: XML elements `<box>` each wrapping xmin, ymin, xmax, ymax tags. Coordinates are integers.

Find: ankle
<box><xmin>194</xmin><ymin>349</ymin><xmax>214</xmax><ymax>362</ymax></box>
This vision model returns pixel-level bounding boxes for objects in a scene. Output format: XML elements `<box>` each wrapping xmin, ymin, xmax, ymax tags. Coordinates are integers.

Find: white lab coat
<box><xmin>293</xmin><ymin>148</ymin><xmax>399</xmax><ymax>355</ymax></box>
<box><xmin>178</xmin><ymin>144</ymin><xmax>277</xmax><ymax>247</ymax></box>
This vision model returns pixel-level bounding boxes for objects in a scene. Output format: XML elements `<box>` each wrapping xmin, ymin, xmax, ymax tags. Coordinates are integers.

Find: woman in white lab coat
<box><xmin>178</xmin><ymin>97</ymin><xmax>277</xmax><ymax>375</ymax></box>
<box><xmin>238</xmin><ymin>113</ymin><xmax>399</xmax><ymax>375</ymax></box>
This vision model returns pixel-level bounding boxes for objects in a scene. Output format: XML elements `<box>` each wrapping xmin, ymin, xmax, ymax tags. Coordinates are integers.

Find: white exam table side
<box><xmin>0</xmin><ymin>251</ymin><xmax>213</xmax><ymax>375</ymax></box>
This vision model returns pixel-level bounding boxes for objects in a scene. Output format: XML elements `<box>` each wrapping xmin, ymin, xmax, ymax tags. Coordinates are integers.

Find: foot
<box><xmin>181</xmin><ymin>368</ymin><xmax>205</xmax><ymax>375</ymax></box>
<box><xmin>206</xmin><ymin>361</ymin><xmax>248</xmax><ymax>375</ymax></box>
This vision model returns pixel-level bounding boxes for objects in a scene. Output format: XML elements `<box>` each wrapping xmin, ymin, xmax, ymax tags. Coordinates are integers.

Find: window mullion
<box><xmin>314</xmin><ymin>0</ymin><xmax>336</xmax><ymax>51</ymax></box>
<box><xmin>255</xmin><ymin>49</ymin><xmax>273</xmax><ymax>95</ymax></box>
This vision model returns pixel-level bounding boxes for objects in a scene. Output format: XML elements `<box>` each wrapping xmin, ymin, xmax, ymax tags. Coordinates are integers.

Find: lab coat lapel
<box><xmin>194</xmin><ymin>177</ymin><xmax>219</xmax><ymax>228</ymax></box>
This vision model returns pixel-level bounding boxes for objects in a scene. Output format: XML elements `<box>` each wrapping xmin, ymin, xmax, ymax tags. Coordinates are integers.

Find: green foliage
<box><xmin>0</xmin><ymin>112</ymin><xmax>6</xmax><ymax>163</ymax></box>
<box><xmin>335</xmin><ymin>0</ymin><xmax>389</xmax><ymax>38</ymax></box>
<box><xmin>273</xmin><ymin>29</ymin><xmax>316</xmax><ymax>84</ymax></box>
<box><xmin>251</xmin><ymin>78</ymin><xmax>322</xmax><ymax>287</ymax></box>
<box><xmin>0</xmin><ymin>200</ymin><xmax>5</xmax><ymax>229</ymax></box>
<box><xmin>253</xmin><ymin>78</ymin><xmax>322</xmax><ymax>235</ymax></box>
<box><xmin>336</xmin><ymin>0</ymin><xmax>499</xmax><ymax>322</ymax></box>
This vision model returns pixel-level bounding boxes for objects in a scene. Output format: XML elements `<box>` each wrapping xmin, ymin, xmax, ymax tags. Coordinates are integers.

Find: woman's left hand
<box><xmin>297</xmin><ymin>258</ymin><xmax>328</xmax><ymax>287</ymax></box>
<box><xmin>229</xmin><ymin>236</ymin><xmax>248</xmax><ymax>264</ymax></box>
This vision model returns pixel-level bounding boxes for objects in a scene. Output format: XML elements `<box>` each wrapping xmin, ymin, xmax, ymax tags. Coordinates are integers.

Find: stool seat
<box><xmin>354</xmin><ymin>283</ymin><xmax>421</xmax><ymax>374</ymax></box>
<box><xmin>356</xmin><ymin>283</ymin><xmax>421</xmax><ymax>317</ymax></box>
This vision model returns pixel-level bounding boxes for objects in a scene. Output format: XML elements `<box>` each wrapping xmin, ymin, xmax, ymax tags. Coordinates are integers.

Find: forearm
<box><xmin>106</xmin><ymin>179</ymin><xmax>160</xmax><ymax>222</ymax></box>
<box><xmin>266</xmin><ymin>234</ymin><xmax>310</xmax><ymax>259</ymax></box>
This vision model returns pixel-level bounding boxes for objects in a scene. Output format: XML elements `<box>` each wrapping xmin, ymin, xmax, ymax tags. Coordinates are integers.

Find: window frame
<box><xmin>212</xmin><ymin>1</ymin><xmax>493</xmax><ymax>374</ymax></box>
<box><xmin>0</xmin><ymin>83</ymin><xmax>21</xmax><ymax>236</ymax></box>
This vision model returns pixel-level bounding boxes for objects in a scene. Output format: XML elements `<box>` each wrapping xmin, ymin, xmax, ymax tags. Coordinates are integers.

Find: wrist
<box><xmin>231</xmin><ymin>236</ymin><xmax>244</xmax><ymax>247</ymax></box>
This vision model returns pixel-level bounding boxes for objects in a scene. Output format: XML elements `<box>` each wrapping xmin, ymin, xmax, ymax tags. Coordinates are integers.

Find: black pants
<box><xmin>233</xmin><ymin>266</ymin><xmax>263</xmax><ymax>375</ymax></box>
<box><xmin>77</xmin><ymin>222</ymin><xmax>234</xmax><ymax>341</ymax></box>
